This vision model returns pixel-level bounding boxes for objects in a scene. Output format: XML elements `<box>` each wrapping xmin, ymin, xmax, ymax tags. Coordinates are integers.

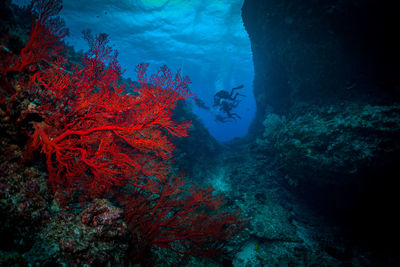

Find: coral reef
<box><xmin>217</xmin><ymin>140</ymin><xmax>393</xmax><ymax>266</ymax></box>
<box><xmin>257</xmin><ymin>103</ymin><xmax>400</xmax><ymax>188</ymax></box>
<box><xmin>0</xmin><ymin>124</ymin><xmax>50</xmax><ymax>265</ymax></box>
<box><xmin>3</xmin><ymin>0</ymin><xmax>398</xmax><ymax>265</ymax></box>
<box><xmin>24</xmin><ymin>199</ymin><xmax>128</xmax><ymax>266</ymax></box>
<box><xmin>122</xmin><ymin>175</ymin><xmax>245</xmax><ymax>263</ymax></box>
<box><xmin>0</xmin><ymin>0</ymin><xmax>246</xmax><ymax>265</ymax></box>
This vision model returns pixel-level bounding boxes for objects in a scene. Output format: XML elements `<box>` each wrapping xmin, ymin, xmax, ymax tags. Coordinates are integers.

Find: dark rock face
<box><xmin>242</xmin><ymin>0</ymin><xmax>400</xmax><ymax>136</ymax></box>
<box><xmin>242</xmin><ymin>0</ymin><xmax>400</xmax><ymax>258</ymax></box>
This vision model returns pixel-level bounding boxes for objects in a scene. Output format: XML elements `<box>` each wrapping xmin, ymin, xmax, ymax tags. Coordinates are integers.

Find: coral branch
<box><xmin>11</xmin><ymin>2</ymin><xmax>245</xmax><ymax>262</ymax></box>
<box><xmin>4</xmin><ymin>0</ymin><xmax>68</xmax><ymax>76</ymax></box>
<box><xmin>28</xmin><ymin>31</ymin><xmax>192</xmax><ymax>199</ymax></box>
<box><xmin>122</xmin><ymin>176</ymin><xmax>246</xmax><ymax>260</ymax></box>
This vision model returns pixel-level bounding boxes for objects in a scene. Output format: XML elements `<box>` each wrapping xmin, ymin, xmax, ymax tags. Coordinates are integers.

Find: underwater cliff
<box><xmin>241</xmin><ymin>0</ymin><xmax>400</xmax><ymax>265</ymax></box>
<box><xmin>1</xmin><ymin>0</ymin><xmax>400</xmax><ymax>266</ymax></box>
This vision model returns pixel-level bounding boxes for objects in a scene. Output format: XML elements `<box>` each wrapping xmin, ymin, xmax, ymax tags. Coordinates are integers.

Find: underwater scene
<box><xmin>0</xmin><ymin>0</ymin><xmax>399</xmax><ymax>266</ymax></box>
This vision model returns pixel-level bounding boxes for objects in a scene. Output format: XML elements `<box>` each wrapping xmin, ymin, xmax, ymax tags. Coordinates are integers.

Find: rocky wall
<box><xmin>242</xmin><ymin>0</ymin><xmax>400</xmax><ymax>137</ymax></box>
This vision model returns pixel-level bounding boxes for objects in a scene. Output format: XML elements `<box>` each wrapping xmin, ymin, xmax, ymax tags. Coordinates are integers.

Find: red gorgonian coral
<box><xmin>122</xmin><ymin>175</ymin><xmax>245</xmax><ymax>262</ymax></box>
<box><xmin>29</xmin><ymin>30</ymin><xmax>192</xmax><ymax>199</ymax></box>
<box><xmin>3</xmin><ymin>0</ymin><xmax>68</xmax><ymax>77</ymax></box>
<box><xmin>4</xmin><ymin>0</ymin><xmax>246</xmax><ymax>262</ymax></box>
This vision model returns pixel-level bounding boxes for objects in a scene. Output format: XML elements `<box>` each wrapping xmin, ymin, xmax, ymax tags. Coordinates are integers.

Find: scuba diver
<box><xmin>213</xmin><ymin>84</ymin><xmax>245</xmax><ymax>108</ymax></box>
<box><xmin>215</xmin><ymin>114</ymin><xmax>232</xmax><ymax>123</ymax></box>
<box><xmin>219</xmin><ymin>100</ymin><xmax>241</xmax><ymax>120</ymax></box>
<box><xmin>213</xmin><ymin>85</ymin><xmax>245</xmax><ymax>122</ymax></box>
<box><xmin>194</xmin><ymin>98</ymin><xmax>210</xmax><ymax>110</ymax></box>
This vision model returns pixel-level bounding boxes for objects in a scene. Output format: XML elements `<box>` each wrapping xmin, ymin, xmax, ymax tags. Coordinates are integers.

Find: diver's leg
<box><xmin>230</xmin><ymin>85</ymin><xmax>245</xmax><ymax>98</ymax></box>
<box><xmin>232</xmin><ymin>92</ymin><xmax>246</xmax><ymax>100</ymax></box>
<box><xmin>231</xmin><ymin>113</ymin><xmax>241</xmax><ymax>119</ymax></box>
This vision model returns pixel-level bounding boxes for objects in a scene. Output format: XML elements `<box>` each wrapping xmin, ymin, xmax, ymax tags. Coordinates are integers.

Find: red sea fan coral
<box><xmin>1</xmin><ymin>0</ymin><xmax>67</xmax><ymax>100</ymax></box>
<box><xmin>9</xmin><ymin>0</ymin><xmax>245</xmax><ymax>262</ymax></box>
<box><xmin>28</xmin><ymin>29</ymin><xmax>244</xmax><ymax>260</ymax></box>
<box><xmin>29</xmin><ymin>31</ymin><xmax>192</xmax><ymax>198</ymax></box>
<box><xmin>122</xmin><ymin>175</ymin><xmax>245</xmax><ymax>262</ymax></box>
<box><xmin>4</xmin><ymin>0</ymin><xmax>68</xmax><ymax>76</ymax></box>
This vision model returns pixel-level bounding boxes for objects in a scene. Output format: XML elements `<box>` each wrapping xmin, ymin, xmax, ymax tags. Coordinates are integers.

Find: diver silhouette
<box><xmin>213</xmin><ymin>85</ymin><xmax>245</xmax><ymax>122</ymax></box>
<box><xmin>194</xmin><ymin>98</ymin><xmax>210</xmax><ymax>110</ymax></box>
<box><xmin>215</xmin><ymin>114</ymin><xmax>232</xmax><ymax>123</ymax></box>
<box><xmin>213</xmin><ymin>84</ymin><xmax>245</xmax><ymax>108</ymax></box>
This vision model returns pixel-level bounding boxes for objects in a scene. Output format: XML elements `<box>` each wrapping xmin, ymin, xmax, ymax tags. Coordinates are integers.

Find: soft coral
<box><xmin>4</xmin><ymin>0</ymin><xmax>68</xmax><ymax>76</ymax></box>
<box><xmin>29</xmin><ymin>31</ymin><xmax>192</xmax><ymax>199</ymax></box>
<box><xmin>122</xmin><ymin>175</ymin><xmax>245</xmax><ymax>262</ymax></box>
<box><xmin>15</xmin><ymin>0</ymin><xmax>245</xmax><ymax>262</ymax></box>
